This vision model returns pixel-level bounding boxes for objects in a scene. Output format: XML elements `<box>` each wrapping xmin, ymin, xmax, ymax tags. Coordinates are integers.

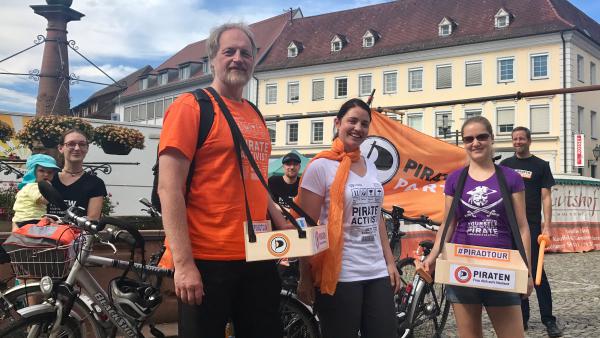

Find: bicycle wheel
<box><xmin>405</xmin><ymin>279</ymin><xmax>450</xmax><ymax>338</ymax></box>
<box><xmin>280</xmin><ymin>295</ymin><xmax>320</xmax><ymax>338</ymax></box>
<box><xmin>0</xmin><ymin>311</ymin><xmax>81</xmax><ymax>338</ymax></box>
<box><xmin>1</xmin><ymin>284</ymin><xmax>104</xmax><ymax>338</ymax></box>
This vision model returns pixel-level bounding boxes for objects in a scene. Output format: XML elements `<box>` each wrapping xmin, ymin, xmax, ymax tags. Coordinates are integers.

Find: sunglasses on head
<box><xmin>462</xmin><ymin>133</ymin><xmax>490</xmax><ymax>144</ymax></box>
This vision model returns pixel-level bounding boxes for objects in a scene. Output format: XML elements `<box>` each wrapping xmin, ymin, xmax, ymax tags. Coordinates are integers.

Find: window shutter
<box><xmin>312</xmin><ymin>81</ymin><xmax>324</xmax><ymax>100</ymax></box>
<box><xmin>466</xmin><ymin>63</ymin><xmax>482</xmax><ymax>86</ymax></box>
<box><xmin>530</xmin><ymin>106</ymin><xmax>549</xmax><ymax>133</ymax></box>
<box><xmin>497</xmin><ymin>108</ymin><xmax>514</xmax><ymax>126</ymax></box>
<box><xmin>437</xmin><ymin>66</ymin><xmax>452</xmax><ymax>89</ymax></box>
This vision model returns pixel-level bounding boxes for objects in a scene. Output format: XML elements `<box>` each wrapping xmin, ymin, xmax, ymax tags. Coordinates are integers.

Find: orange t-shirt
<box><xmin>158</xmin><ymin>92</ymin><xmax>271</xmax><ymax>260</ymax></box>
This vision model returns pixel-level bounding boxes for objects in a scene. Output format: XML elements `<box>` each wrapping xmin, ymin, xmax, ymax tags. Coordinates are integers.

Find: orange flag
<box><xmin>360</xmin><ymin>111</ymin><xmax>466</xmax><ymax>257</ymax></box>
<box><xmin>362</xmin><ymin>111</ymin><xmax>466</xmax><ymax>221</ymax></box>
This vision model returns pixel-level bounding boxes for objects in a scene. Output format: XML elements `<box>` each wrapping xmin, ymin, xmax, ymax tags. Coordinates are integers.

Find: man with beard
<box><xmin>269</xmin><ymin>152</ymin><xmax>301</xmax><ymax>210</ymax></box>
<box><xmin>501</xmin><ymin>126</ymin><xmax>562</xmax><ymax>337</ymax></box>
<box><xmin>158</xmin><ymin>23</ymin><xmax>286</xmax><ymax>338</ymax></box>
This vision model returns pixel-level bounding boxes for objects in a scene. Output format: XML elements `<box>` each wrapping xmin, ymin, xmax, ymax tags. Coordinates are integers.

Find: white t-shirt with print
<box><xmin>301</xmin><ymin>157</ymin><xmax>388</xmax><ymax>282</ymax></box>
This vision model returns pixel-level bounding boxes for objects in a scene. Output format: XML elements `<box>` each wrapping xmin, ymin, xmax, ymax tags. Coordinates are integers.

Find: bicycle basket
<box><xmin>2</xmin><ymin>225</ymin><xmax>79</xmax><ymax>279</ymax></box>
<box><xmin>7</xmin><ymin>243</ymin><xmax>75</xmax><ymax>279</ymax></box>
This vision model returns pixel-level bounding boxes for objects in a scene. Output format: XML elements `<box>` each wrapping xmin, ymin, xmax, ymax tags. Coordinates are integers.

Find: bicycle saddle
<box><xmin>419</xmin><ymin>240</ymin><xmax>434</xmax><ymax>250</ymax></box>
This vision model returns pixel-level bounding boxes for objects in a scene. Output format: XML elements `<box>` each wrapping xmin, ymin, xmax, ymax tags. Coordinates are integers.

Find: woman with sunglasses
<box><xmin>47</xmin><ymin>129</ymin><xmax>107</xmax><ymax>220</ymax></box>
<box><xmin>423</xmin><ymin>116</ymin><xmax>533</xmax><ymax>338</ymax></box>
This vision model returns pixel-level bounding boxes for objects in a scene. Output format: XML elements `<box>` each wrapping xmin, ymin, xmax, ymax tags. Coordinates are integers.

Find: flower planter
<box><xmin>101</xmin><ymin>140</ymin><xmax>132</xmax><ymax>155</ymax></box>
<box><xmin>40</xmin><ymin>138</ymin><xmax>59</xmax><ymax>148</ymax></box>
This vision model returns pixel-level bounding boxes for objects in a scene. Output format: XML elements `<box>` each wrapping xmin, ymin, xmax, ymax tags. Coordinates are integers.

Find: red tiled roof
<box><xmin>120</xmin><ymin>11</ymin><xmax>294</xmax><ymax>98</ymax></box>
<box><xmin>256</xmin><ymin>0</ymin><xmax>598</xmax><ymax>72</ymax></box>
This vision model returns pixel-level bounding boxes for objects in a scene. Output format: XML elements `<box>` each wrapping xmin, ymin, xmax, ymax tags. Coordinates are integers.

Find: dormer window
<box><xmin>139</xmin><ymin>77</ymin><xmax>148</xmax><ymax>90</ymax></box>
<box><xmin>287</xmin><ymin>41</ymin><xmax>303</xmax><ymax>58</ymax></box>
<box><xmin>179</xmin><ymin>65</ymin><xmax>190</xmax><ymax>80</ymax></box>
<box><xmin>362</xmin><ymin>29</ymin><xmax>379</xmax><ymax>48</ymax></box>
<box><xmin>495</xmin><ymin>8</ymin><xmax>511</xmax><ymax>28</ymax></box>
<box><xmin>438</xmin><ymin>17</ymin><xmax>454</xmax><ymax>37</ymax></box>
<box><xmin>158</xmin><ymin>72</ymin><xmax>168</xmax><ymax>86</ymax></box>
<box><xmin>331</xmin><ymin>35</ymin><xmax>346</xmax><ymax>52</ymax></box>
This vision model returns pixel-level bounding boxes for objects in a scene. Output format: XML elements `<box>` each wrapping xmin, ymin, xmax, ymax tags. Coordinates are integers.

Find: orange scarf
<box><xmin>296</xmin><ymin>138</ymin><xmax>361</xmax><ymax>295</ymax></box>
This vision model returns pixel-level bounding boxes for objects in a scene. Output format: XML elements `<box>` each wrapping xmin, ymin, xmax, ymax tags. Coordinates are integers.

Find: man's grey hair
<box><xmin>207</xmin><ymin>23</ymin><xmax>257</xmax><ymax>62</ymax></box>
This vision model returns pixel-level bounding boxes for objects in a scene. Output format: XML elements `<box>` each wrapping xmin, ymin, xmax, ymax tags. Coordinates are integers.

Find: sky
<box><xmin>0</xmin><ymin>0</ymin><xmax>599</xmax><ymax>114</ymax></box>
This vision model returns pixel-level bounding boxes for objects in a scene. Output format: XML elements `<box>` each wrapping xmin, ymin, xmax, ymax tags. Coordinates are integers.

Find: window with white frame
<box><xmin>465</xmin><ymin>109</ymin><xmax>482</xmax><ymax>119</ymax></box>
<box><xmin>267</xmin><ymin>122</ymin><xmax>276</xmax><ymax>143</ymax></box>
<box><xmin>266</xmin><ymin>84</ymin><xmax>277</xmax><ymax>104</ymax></box>
<box><xmin>577</xmin><ymin>55</ymin><xmax>584</xmax><ymax>82</ymax></box>
<box><xmin>139</xmin><ymin>78</ymin><xmax>148</xmax><ymax>90</ymax></box>
<box><xmin>531</xmin><ymin>54</ymin><xmax>548</xmax><ymax>79</ymax></box>
<box><xmin>139</xmin><ymin>103</ymin><xmax>147</xmax><ymax>121</ymax></box>
<box><xmin>331</xmin><ymin>36</ymin><xmax>343</xmax><ymax>52</ymax></box>
<box><xmin>164</xmin><ymin>97</ymin><xmax>173</xmax><ymax>111</ymax></box>
<box><xmin>530</xmin><ymin>105</ymin><xmax>550</xmax><ymax>133</ymax></box>
<box><xmin>436</xmin><ymin>65</ymin><xmax>452</xmax><ymax>89</ymax></box>
<box><xmin>435</xmin><ymin>112</ymin><xmax>453</xmax><ymax>137</ymax></box>
<box><xmin>496</xmin><ymin>107</ymin><xmax>515</xmax><ymax>134</ymax></box>
<box><xmin>288</xmin><ymin>43</ymin><xmax>298</xmax><ymax>58</ymax></box>
<box><xmin>155</xmin><ymin>100</ymin><xmax>164</xmax><ymax>118</ymax></box>
<box><xmin>363</xmin><ymin>35</ymin><xmax>374</xmax><ymax>48</ymax></box>
<box><xmin>494</xmin><ymin>8</ymin><xmax>510</xmax><ymax>28</ymax></box>
<box><xmin>592</xmin><ymin>111</ymin><xmax>598</xmax><ymax>138</ymax></box>
<box><xmin>147</xmin><ymin>102</ymin><xmax>155</xmax><ymax>120</ymax></box>
<box><xmin>158</xmin><ymin>72</ymin><xmax>168</xmax><ymax>86</ymax></box>
<box><xmin>179</xmin><ymin>65</ymin><xmax>190</xmax><ymax>80</ymax></box>
<box><xmin>311</xmin><ymin>120</ymin><xmax>324</xmax><ymax>144</ymax></box>
<box><xmin>438</xmin><ymin>18</ymin><xmax>453</xmax><ymax>36</ymax></box>
<box><xmin>312</xmin><ymin>80</ymin><xmax>324</xmax><ymax>101</ymax></box>
<box><xmin>408</xmin><ymin>68</ymin><xmax>423</xmax><ymax>91</ymax></box>
<box><xmin>498</xmin><ymin>57</ymin><xmax>514</xmax><ymax>82</ymax></box>
<box><xmin>383</xmin><ymin>71</ymin><xmax>397</xmax><ymax>94</ymax></box>
<box><xmin>287</xmin><ymin>82</ymin><xmax>299</xmax><ymax>103</ymax></box>
<box><xmin>335</xmin><ymin>77</ymin><xmax>348</xmax><ymax>98</ymax></box>
<box><xmin>465</xmin><ymin>61</ymin><xmax>482</xmax><ymax>86</ymax></box>
<box><xmin>124</xmin><ymin>107</ymin><xmax>132</xmax><ymax>122</ymax></box>
<box><xmin>131</xmin><ymin>105</ymin><xmax>139</xmax><ymax>121</ymax></box>
<box><xmin>359</xmin><ymin>74</ymin><xmax>372</xmax><ymax>97</ymax></box>
<box><xmin>591</xmin><ymin>62</ymin><xmax>597</xmax><ymax>85</ymax></box>
<box><xmin>287</xmin><ymin>122</ymin><xmax>298</xmax><ymax>144</ymax></box>
<box><xmin>407</xmin><ymin>113</ymin><xmax>423</xmax><ymax>131</ymax></box>
<box><xmin>578</xmin><ymin>106</ymin><xmax>585</xmax><ymax>134</ymax></box>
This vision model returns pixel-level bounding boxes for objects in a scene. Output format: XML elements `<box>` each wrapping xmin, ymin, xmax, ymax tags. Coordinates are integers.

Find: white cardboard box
<box><xmin>435</xmin><ymin>243</ymin><xmax>529</xmax><ymax>294</ymax></box>
<box><xmin>244</xmin><ymin>222</ymin><xmax>329</xmax><ymax>262</ymax></box>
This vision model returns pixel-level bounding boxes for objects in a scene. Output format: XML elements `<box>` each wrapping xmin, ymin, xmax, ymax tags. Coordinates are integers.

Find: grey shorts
<box><xmin>445</xmin><ymin>285</ymin><xmax>521</xmax><ymax>307</ymax></box>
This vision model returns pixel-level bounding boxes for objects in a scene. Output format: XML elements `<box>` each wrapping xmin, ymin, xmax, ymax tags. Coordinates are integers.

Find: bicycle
<box><xmin>0</xmin><ymin>181</ymin><xmax>174</xmax><ymax>338</ymax></box>
<box><xmin>0</xmin><ymin>198</ymin><xmax>166</xmax><ymax>326</ymax></box>
<box><xmin>382</xmin><ymin>206</ymin><xmax>451</xmax><ymax>338</ymax></box>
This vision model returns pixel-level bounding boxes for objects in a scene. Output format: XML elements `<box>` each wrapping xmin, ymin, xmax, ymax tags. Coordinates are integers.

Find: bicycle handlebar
<box><xmin>381</xmin><ymin>206</ymin><xmax>440</xmax><ymax>231</ymax></box>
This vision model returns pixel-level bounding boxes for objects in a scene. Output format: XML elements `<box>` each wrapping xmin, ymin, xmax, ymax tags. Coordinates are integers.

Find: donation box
<box><xmin>435</xmin><ymin>243</ymin><xmax>529</xmax><ymax>293</ymax></box>
<box><xmin>244</xmin><ymin>221</ymin><xmax>329</xmax><ymax>262</ymax></box>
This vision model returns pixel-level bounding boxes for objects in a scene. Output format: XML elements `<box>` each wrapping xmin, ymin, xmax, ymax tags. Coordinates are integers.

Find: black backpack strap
<box><xmin>495</xmin><ymin>165</ymin><xmax>529</xmax><ymax>266</ymax></box>
<box><xmin>244</xmin><ymin>99</ymin><xmax>265</xmax><ymax>125</ymax></box>
<box><xmin>438</xmin><ymin>166</ymin><xmax>469</xmax><ymax>254</ymax></box>
<box><xmin>204</xmin><ymin>87</ymin><xmax>314</xmax><ymax>242</ymax></box>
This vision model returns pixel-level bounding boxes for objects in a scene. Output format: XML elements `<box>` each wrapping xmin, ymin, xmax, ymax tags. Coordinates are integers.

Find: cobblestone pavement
<box><xmin>441</xmin><ymin>250</ymin><xmax>600</xmax><ymax>338</ymax></box>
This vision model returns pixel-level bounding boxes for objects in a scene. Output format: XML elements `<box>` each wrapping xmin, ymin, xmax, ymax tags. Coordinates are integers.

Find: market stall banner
<box><xmin>549</xmin><ymin>178</ymin><xmax>600</xmax><ymax>252</ymax></box>
<box><xmin>361</xmin><ymin>111</ymin><xmax>466</xmax><ymax>257</ymax></box>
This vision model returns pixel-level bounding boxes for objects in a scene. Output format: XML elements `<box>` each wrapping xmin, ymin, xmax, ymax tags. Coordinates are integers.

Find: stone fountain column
<box><xmin>31</xmin><ymin>0</ymin><xmax>84</xmax><ymax>115</ymax></box>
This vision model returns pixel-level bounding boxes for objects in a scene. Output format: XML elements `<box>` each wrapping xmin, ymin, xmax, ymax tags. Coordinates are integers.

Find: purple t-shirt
<box><xmin>444</xmin><ymin>166</ymin><xmax>525</xmax><ymax>249</ymax></box>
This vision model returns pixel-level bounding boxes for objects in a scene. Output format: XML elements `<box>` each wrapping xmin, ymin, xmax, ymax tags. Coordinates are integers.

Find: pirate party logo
<box><xmin>360</xmin><ymin>136</ymin><xmax>400</xmax><ymax>184</ymax></box>
<box><xmin>268</xmin><ymin>233</ymin><xmax>290</xmax><ymax>257</ymax></box>
<box><xmin>461</xmin><ymin>186</ymin><xmax>501</xmax><ymax>218</ymax></box>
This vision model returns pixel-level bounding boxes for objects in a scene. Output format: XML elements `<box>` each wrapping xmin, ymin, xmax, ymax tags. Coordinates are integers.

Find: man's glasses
<box><xmin>462</xmin><ymin>133</ymin><xmax>490</xmax><ymax>144</ymax></box>
<box><xmin>63</xmin><ymin>141</ymin><xmax>89</xmax><ymax>149</ymax></box>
